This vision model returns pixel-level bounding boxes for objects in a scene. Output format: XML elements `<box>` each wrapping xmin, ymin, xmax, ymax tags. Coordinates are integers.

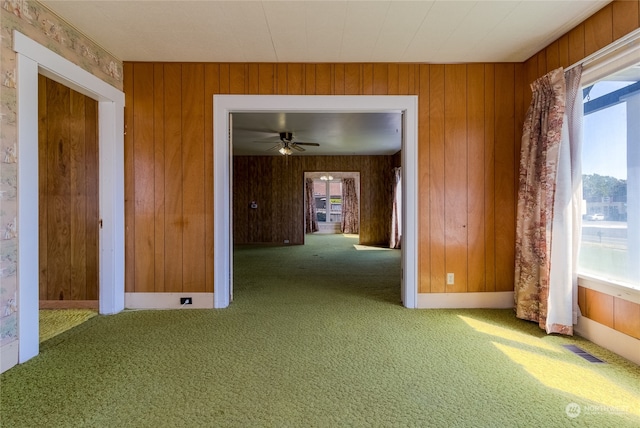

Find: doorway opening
<box><xmin>304</xmin><ymin>171</ymin><xmax>360</xmax><ymax>235</ymax></box>
<box><xmin>214</xmin><ymin>95</ymin><xmax>418</xmax><ymax>309</ymax></box>
<box><xmin>305</xmin><ymin>172</ymin><xmax>360</xmax><ymax>236</ymax></box>
<box><xmin>38</xmin><ymin>75</ymin><xmax>100</xmax><ymax>310</ymax></box>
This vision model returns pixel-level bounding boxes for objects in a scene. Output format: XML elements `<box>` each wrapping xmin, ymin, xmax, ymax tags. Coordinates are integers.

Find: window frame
<box><xmin>577</xmin><ymin>28</ymin><xmax>640</xmax><ymax>301</ymax></box>
<box><xmin>314</xmin><ymin>178</ymin><xmax>342</xmax><ymax>224</ymax></box>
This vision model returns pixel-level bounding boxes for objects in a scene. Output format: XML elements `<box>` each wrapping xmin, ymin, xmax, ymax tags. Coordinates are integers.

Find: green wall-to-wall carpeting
<box><xmin>1</xmin><ymin>234</ymin><xmax>638</xmax><ymax>427</ymax></box>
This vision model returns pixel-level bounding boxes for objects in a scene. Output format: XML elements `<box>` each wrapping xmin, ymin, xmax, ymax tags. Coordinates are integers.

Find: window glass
<box><xmin>580</xmin><ymin>63</ymin><xmax>640</xmax><ymax>289</ymax></box>
<box><xmin>314</xmin><ymin>179</ymin><xmax>342</xmax><ymax>223</ymax></box>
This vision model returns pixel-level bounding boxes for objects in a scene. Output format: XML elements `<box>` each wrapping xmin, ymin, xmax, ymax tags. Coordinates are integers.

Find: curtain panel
<box><xmin>390</xmin><ymin>167</ymin><xmax>402</xmax><ymax>249</ymax></box>
<box><xmin>341</xmin><ymin>178</ymin><xmax>359</xmax><ymax>234</ymax></box>
<box><xmin>547</xmin><ymin>66</ymin><xmax>583</xmax><ymax>334</ymax></box>
<box><xmin>305</xmin><ymin>178</ymin><xmax>318</xmax><ymax>234</ymax></box>
<box><xmin>514</xmin><ymin>67</ymin><xmax>568</xmax><ymax>333</ymax></box>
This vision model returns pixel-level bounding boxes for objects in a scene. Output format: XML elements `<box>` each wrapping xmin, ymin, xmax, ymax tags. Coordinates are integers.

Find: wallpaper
<box><xmin>0</xmin><ymin>0</ymin><xmax>123</xmax><ymax>348</ymax></box>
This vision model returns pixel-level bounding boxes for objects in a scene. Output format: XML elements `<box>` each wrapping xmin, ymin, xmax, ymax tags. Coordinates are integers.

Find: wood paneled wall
<box><xmin>418</xmin><ymin>63</ymin><xmax>523</xmax><ymax>293</ymax></box>
<box><xmin>38</xmin><ymin>75</ymin><xmax>99</xmax><ymax>302</ymax></box>
<box><xmin>578</xmin><ymin>286</ymin><xmax>640</xmax><ymax>339</ymax></box>
<box><xmin>524</xmin><ymin>0</ymin><xmax>640</xmax><ymax>338</ymax></box>
<box><xmin>124</xmin><ymin>62</ymin><xmax>523</xmax><ymax>294</ymax></box>
<box><xmin>234</xmin><ymin>155</ymin><xmax>394</xmax><ymax>246</ymax></box>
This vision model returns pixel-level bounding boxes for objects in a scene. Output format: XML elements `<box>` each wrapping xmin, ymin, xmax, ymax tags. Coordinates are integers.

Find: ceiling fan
<box><xmin>261</xmin><ymin>132</ymin><xmax>320</xmax><ymax>155</ymax></box>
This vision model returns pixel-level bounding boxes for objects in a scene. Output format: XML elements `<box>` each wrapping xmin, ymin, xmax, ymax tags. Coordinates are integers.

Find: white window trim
<box><xmin>575</xmin><ymin>28</ymin><xmax>640</xmax><ymax>86</ymax></box>
<box><xmin>578</xmin><ymin>275</ymin><xmax>640</xmax><ymax>305</ymax></box>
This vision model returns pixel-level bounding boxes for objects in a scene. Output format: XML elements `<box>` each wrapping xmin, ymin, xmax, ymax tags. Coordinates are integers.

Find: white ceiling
<box><xmin>232</xmin><ymin>112</ymin><xmax>402</xmax><ymax>156</ymax></box>
<box><xmin>41</xmin><ymin>0</ymin><xmax>610</xmax><ymax>156</ymax></box>
<box><xmin>42</xmin><ymin>0</ymin><xmax>609</xmax><ymax>63</ymax></box>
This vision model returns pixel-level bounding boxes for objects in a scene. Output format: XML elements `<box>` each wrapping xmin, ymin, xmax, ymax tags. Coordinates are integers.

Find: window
<box><xmin>580</xmin><ymin>62</ymin><xmax>640</xmax><ymax>289</ymax></box>
<box><xmin>313</xmin><ymin>178</ymin><xmax>342</xmax><ymax>223</ymax></box>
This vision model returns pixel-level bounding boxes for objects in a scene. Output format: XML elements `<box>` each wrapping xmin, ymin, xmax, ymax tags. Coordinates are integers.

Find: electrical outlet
<box><xmin>446</xmin><ymin>273</ymin><xmax>454</xmax><ymax>285</ymax></box>
<box><xmin>180</xmin><ymin>297</ymin><xmax>192</xmax><ymax>305</ymax></box>
<box><xmin>284</xmin><ymin>239</ymin><xmax>290</xmax><ymax>244</ymax></box>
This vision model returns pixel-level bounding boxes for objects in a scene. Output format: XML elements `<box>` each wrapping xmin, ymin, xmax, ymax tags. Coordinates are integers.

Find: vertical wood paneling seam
<box><xmin>162</xmin><ymin>65</ymin><xmax>167</xmax><ymax>291</ymax></box>
<box><xmin>443</xmin><ymin>66</ymin><xmax>447</xmax><ymax>279</ymax></box>
<box><xmin>429</xmin><ymin>64</ymin><xmax>434</xmax><ymax>292</ymax></box>
<box><xmin>273</xmin><ymin>63</ymin><xmax>277</xmax><ymax>93</ymax></box>
<box><xmin>465</xmin><ymin>65</ymin><xmax>470</xmax><ymax>292</ymax></box>
<box><xmin>464</xmin><ymin>64</ymin><xmax>470</xmax><ymax>293</ymax></box>
<box><xmin>202</xmin><ymin>68</ymin><xmax>207</xmax><ymax>263</ymax></box>
<box><xmin>179</xmin><ymin>65</ymin><xmax>185</xmax><ymax>291</ymax></box>
<box><xmin>493</xmin><ymin>69</ymin><xmax>498</xmax><ymax>290</ymax></box>
<box><xmin>428</xmin><ymin>67</ymin><xmax>432</xmax><ymax>291</ymax></box>
<box><xmin>331</xmin><ymin>64</ymin><xmax>335</xmax><ymax>94</ymax></box>
<box><xmin>484</xmin><ymin>64</ymin><xmax>491</xmax><ymax>292</ymax></box>
<box><xmin>303</xmin><ymin>63</ymin><xmax>308</xmax><ymax>94</ymax></box>
<box><xmin>482</xmin><ymin>63</ymin><xmax>488</xmax><ymax>291</ymax></box>
<box><xmin>130</xmin><ymin>68</ymin><xmax>136</xmax><ymax>292</ymax></box>
<box><xmin>151</xmin><ymin>66</ymin><xmax>156</xmax><ymax>289</ymax></box>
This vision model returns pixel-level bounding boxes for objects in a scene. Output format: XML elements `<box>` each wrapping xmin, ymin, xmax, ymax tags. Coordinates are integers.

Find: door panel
<box><xmin>38</xmin><ymin>75</ymin><xmax>99</xmax><ymax>304</ymax></box>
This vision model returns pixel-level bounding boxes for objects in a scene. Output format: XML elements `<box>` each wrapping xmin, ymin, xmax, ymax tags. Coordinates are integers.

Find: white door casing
<box><xmin>14</xmin><ymin>31</ymin><xmax>125</xmax><ymax>363</ymax></box>
<box><xmin>213</xmin><ymin>95</ymin><xmax>418</xmax><ymax>309</ymax></box>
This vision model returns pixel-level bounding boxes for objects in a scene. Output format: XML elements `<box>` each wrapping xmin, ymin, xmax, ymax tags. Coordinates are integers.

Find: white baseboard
<box><xmin>125</xmin><ymin>293</ymin><xmax>214</xmax><ymax>309</ymax></box>
<box><xmin>575</xmin><ymin>316</ymin><xmax>640</xmax><ymax>365</ymax></box>
<box><xmin>1</xmin><ymin>340</ymin><xmax>19</xmax><ymax>373</ymax></box>
<box><xmin>417</xmin><ymin>292</ymin><xmax>514</xmax><ymax>309</ymax></box>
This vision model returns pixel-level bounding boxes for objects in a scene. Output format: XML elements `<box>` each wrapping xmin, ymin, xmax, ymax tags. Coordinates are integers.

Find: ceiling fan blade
<box><xmin>291</xmin><ymin>144</ymin><xmax>306</xmax><ymax>152</ymax></box>
<box><xmin>235</xmin><ymin>127</ymin><xmax>282</xmax><ymax>134</ymax></box>
<box><xmin>294</xmin><ymin>142</ymin><xmax>320</xmax><ymax>147</ymax></box>
<box><xmin>267</xmin><ymin>143</ymin><xmax>281</xmax><ymax>151</ymax></box>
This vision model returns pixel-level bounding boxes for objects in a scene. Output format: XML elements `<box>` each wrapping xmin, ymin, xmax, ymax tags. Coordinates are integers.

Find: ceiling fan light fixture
<box><xmin>279</xmin><ymin>146</ymin><xmax>292</xmax><ymax>155</ymax></box>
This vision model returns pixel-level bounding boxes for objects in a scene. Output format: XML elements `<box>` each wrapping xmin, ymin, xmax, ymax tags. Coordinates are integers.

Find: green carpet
<box><xmin>1</xmin><ymin>234</ymin><xmax>639</xmax><ymax>427</ymax></box>
<box><xmin>39</xmin><ymin>309</ymin><xmax>98</xmax><ymax>343</ymax></box>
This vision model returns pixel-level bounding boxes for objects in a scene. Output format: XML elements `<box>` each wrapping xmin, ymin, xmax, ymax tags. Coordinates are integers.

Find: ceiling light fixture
<box><xmin>279</xmin><ymin>146</ymin><xmax>292</xmax><ymax>155</ymax></box>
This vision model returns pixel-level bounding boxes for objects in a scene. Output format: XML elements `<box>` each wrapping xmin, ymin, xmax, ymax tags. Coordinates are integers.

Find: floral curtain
<box><xmin>390</xmin><ymin>167</ymin><xmax>402</xmax><ymax>249</ymax></box>
<box><xmin>305</xmin><ymin>178</ymin><xmax>318</xmax><ymax>234</ymax></box>
<box><xmin>515</xmin><ymin>68</ymin><xmax>566</xmax><ymax>332</ymax></box>
<box><xmin>341</xmin><ymin>178</ymin><xmax>359</xmax><ymax>234</ymax></box>
<box><xmin>514</xmin><ymin>67</ymin><xmax>583</xmax><ymax>335</ymax></box>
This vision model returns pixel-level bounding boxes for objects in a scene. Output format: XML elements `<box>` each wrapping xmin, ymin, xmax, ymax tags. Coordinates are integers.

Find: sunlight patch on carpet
<box><xmin>493</xmin><ymin>342</ymin><xmax>640</xmax><ymax>417</ymax></box>
<box><xmin>353</xmin><ymin>244</ymin><xmax>392</xmax><ymax>251</ymax></box>
<box><xmin>459</xmin><ymin>315</ymin><xmax>560</xmax><ymax>353</ymax></box>
<box><xmin>39</xmin><ymin>309</ymin><xmax>98</xmax><ymax>343</ymax></box>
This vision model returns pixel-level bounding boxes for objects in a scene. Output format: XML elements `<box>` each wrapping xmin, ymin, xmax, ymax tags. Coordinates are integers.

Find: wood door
<box><xmin>38</xmin><ymin>75</ymin><xmax>99</xmax><ymax>306</ymax></box>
